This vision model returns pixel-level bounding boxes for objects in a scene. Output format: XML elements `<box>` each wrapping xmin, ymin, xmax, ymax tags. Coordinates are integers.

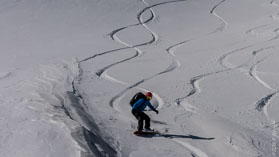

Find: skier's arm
<box><xmin>132</xmin><ymin>99</ymin><xmax>144</xmax><ymax>110</ymax></box>
<box><xmin>146</xmin><ymin>101</ymin><xmax>157</xmax><ymax>112</ymax></box>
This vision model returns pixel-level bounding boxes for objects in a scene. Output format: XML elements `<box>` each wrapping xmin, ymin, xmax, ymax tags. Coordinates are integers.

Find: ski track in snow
<box><xmin>80</xmin><ymin>47</ymin><xmax>130</xmax><ymax>62</ymax></box>
<box><xmin>100</xmin><ymin>0</ymin><xmax>190</xmax><ymax>78</ymax></box>
<box><xmin>252</xmin><ymin>47</ymin><xmax>274</xmax><ymax>56</ymax></box>
<box><xmin>95</xmin><ymin>0</ymin><xmax>159</xmax><ymax>77</ymax></box>
<box><xmin>0</xmin><ymin>71</ymin><xmax>11</xmax><ymax>80</ymax></box>
<box><xmin>248</xmin><ymin>47</ymin><xmax>275</xmax><ymax>90</ymax></box>
<box><xmin>246</xmin><ymin>24</ymin><xmax>270</xmax><ymax>35</ymax></box>
<box><xmin>95</xmin><ymin>52</ymin><xmax>140</xmax><ymax>77</ymax></box>
<box><xmin>245</xmin><ymin>24</ymin><xmax>279</xmax><ymax>42</ymax></box>
<box><xmin>166</xmin><ymin>40</ymin><xmax>191</xmax><ymax>69</ymax></box>
<box><xmin>210</xmin><ymin>0</ymin><xmax>228</xmax><ymax>33</ymax></box>
<box><xmin>268</xmin><ymin>27</ymin><xmax>279</xmax><ymax>41</ymax></box>
<box><xmin>249</xmin><ymin>59</ymin><xmax>273</xmax><ymax>90</ymax></box>
<box><xmin>218</xmin><ymin>45</ymin><xmax>252</xmax><ymax>69</ymax></box>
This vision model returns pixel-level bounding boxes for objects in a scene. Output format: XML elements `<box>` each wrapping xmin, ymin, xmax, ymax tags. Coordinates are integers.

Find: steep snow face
<box><xmin>0</xmin><ymin>0</ymin><xmax>138</xmax><ymax>156</ymax></box>
<box><xmin>1</xmin><ymin>0</ymin><xmax>279</xmax><ymax>156</ymax></box>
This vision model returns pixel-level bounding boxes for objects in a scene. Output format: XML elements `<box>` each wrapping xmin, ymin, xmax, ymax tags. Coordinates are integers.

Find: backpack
<box><xmin>129</xmin><ymin>92</ymin><xmax>147</xmax><ymax>107</ymax></box>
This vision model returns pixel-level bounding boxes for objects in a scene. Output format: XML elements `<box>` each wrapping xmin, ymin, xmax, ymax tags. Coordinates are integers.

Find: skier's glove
<box><xmin>155</xmin><ymin>110</ymin><xmax>159</xmax><ymax>114</ymax></box>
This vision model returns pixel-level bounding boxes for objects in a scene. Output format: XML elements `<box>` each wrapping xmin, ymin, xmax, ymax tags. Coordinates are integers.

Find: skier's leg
<box><xmin>132</xmin><ymin>109</ymin><xmax>143</xmax><ymax>131</ymax></box>
<box><xmin>138</xmin><ymin>115</ymin><xmax>144</xmax><ymax>131</ymax></box>
<box><xmin>142</xmin><ymin>112</ymin><xmax>150</xmax><ymax>129</ymax></box>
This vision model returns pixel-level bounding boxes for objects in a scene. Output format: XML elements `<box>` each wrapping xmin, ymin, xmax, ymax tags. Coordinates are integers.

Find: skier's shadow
<box><xmin>139</xmin><ymin>133</ymin><xmax>215</xmax><ymax>140</ymax></box>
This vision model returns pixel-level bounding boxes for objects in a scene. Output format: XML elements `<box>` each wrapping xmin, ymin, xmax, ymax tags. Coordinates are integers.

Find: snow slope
<box><xmin>1</xmin><ymin>0</ymin><xmax>279</xmax><ymax>156</ymax></box>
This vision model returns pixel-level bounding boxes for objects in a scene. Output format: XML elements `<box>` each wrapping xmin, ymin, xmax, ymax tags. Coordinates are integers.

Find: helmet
<box><xmin>145</xmin><ymin>92</ymin><xmax>152</xmax><ymax>97</ymax></box>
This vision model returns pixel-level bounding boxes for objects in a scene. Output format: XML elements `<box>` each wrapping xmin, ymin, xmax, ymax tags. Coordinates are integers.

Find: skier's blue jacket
<box><xmin>132</xmin><ymin>98</ymin><xmax>156</xmax><ymax>112</ymax></box>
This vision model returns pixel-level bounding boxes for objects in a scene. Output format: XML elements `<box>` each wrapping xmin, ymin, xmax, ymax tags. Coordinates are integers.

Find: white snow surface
<box><xmin>1</xmin><ymin>0</ymin><xmax>279</xmax><ymax>156</ymax></box>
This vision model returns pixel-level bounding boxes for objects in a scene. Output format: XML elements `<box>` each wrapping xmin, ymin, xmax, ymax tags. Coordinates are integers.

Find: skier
<box><xmin>131</xmin><ymin>92</ymin><xmax>159</xmax><ymax>132</ymax></box>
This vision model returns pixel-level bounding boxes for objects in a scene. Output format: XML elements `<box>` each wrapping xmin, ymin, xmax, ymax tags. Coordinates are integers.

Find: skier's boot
<box><xmin>144</xmin><ymin>128</ymin><xmax>154</xmax><ymax>132</ymax></box>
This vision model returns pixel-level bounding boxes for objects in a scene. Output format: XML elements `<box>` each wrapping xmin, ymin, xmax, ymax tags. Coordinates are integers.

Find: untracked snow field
<box><xmin>1</xmin><ymin>0</ymin><xmax>279</xmax><ymax>156</ymax></box>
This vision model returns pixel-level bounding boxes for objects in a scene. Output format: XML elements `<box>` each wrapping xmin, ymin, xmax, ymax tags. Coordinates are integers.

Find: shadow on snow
<box><xmin>137</xmin><ymin>133</ymin><xmax>215</xmax><ymax>140</ymax></box>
